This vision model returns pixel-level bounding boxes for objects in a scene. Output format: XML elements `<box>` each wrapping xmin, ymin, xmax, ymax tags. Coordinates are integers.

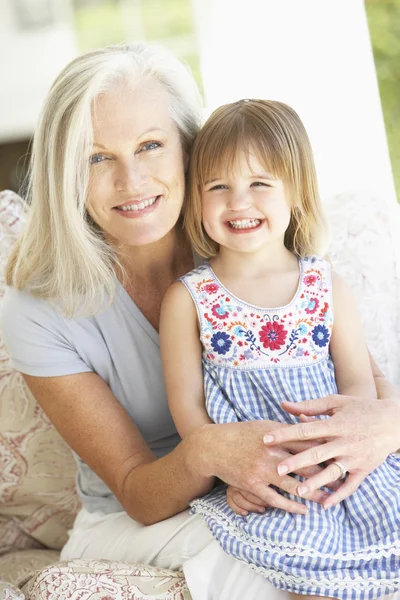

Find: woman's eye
<box><xmin>89</xmin><ymin>154</ymin><xmax>106</xmax><ymax>165</ymax></box>
<box><xmin>141</xmin><ymin>141</ymin><xmax>161</xmax><ymax>152</ymax></box>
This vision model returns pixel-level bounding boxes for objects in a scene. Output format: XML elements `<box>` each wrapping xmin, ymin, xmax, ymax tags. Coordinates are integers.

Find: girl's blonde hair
<box><xmin>185</xmin><ymin>99</ymin><xmax>327</xmax><ymax>259</ymax></box>
<box><xmin>6</xmin><ymin>42</ymin><xmax>203</xmax><ymax>317</ymax></box>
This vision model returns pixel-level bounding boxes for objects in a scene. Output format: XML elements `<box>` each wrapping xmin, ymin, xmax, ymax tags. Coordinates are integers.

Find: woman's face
<box><xmin>86</xmin><ymin>78</ymin><xmax>186</xmax><ymax>248</ymax></box>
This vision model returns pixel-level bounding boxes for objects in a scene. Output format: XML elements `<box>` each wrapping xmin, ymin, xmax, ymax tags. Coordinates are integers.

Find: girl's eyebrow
<box><xmin>251</xmin><ymin>172</ymin><xmax>276</xmax><ymax>180</ymax></box>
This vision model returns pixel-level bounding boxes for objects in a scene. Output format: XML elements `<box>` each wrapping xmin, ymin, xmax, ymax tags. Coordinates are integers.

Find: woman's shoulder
<box><xmin>1</xmin><ymin>285</ymin><xmax>61</xmax><ymax>327</ymax></box>
<box><xmin>0</xmin><ymin>286</ymin><xmax>93</xmax><ymax>377</ymax></box>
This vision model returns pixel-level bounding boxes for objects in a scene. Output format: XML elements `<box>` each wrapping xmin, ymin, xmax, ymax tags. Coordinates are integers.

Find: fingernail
<box><xmin>263</xmin><ymin>435</ymin><xmax>274</xmax><ymax>443</ymax></box>
<box><xmin>298</xmin><ymin>485</ymin><xmax>308</xmax><ymax>497</ymax></box>
<box><xmin>241</xmin><ymin>511</ymin><xmax>248</xmax><ymax>516</ymax></box>
<box><xmin>300</xmin><ymin>507</ymin><xmax>308</xmax><ymax>515</ymax></box>
<box><xmin>258</xmin><ymin>508</ymin><xmax>266</xmax><ymax>513</ymax></box>
<box><xmin>324</xmin><ymin>501</ymin><xmax>332</xmax><ymax>510</ymax></box>
<box><xmin>277</xmin><ymin>464</ymin><xmax>289</xmax><ymax>475</ymax></box>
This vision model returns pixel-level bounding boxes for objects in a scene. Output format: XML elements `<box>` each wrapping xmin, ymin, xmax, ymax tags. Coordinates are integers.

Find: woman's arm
<box><xmin>23</xmin><ymin>371</ymin><xmax>214</xmax><ymax>525</ymax></box>
<box><xmin>369</xmin><ymin>352</ymin><xmax>400</xmax><ymax>403</ymax></box>
<box><xmin>329</xmin><ymin>271</ymin><xmax>376</xmax><ymax>398</ymax></box>
<box><xmin>159</xmin><ymin>281</ymin><xmax>212</xmax><ymax>438</ymax></box>
<box><xmin>24</xmin><ymin>371</ymin><xmax>327</xmax><ymax>524</ymax></box>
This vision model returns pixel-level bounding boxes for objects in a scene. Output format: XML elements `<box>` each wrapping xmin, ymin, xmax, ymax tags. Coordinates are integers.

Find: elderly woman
<box><xmin>1</xmin><ymin>43</ymin><xmax>399</xmax><ymax>599</ymax></box>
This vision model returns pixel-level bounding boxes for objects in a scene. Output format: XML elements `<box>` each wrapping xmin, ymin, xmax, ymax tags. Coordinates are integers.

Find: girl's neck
<box><xmin>209</xmin><ymin>243</ymin><xmax>300</xmax><ymax>309</ymax></box>
<box><xmin>211</xmin><ymin>243</ymin><xmax>297</xmax><ymax>279</ymax></box>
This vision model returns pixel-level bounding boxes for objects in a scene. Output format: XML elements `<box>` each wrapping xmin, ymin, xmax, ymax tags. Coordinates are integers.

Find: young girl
<box><xmin>159</xmin><ymin>99</ymin><xmax>400</xmax><ymax>599</ymax></box>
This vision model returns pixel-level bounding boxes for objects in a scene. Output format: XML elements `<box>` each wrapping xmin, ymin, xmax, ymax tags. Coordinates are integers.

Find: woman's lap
<box><xmin>61</xmin><ymin>507</ymin><xmax>289</xmax><ymax>599</ymax></box>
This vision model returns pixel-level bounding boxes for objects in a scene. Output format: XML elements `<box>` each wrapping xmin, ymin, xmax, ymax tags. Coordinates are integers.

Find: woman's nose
<box><xmin>115</xmin><ymin>159</ymin><xmax>147</xmax><ymax>193</ymax></box>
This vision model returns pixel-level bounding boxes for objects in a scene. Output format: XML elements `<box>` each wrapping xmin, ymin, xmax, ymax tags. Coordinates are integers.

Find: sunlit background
<box><xmin>0</xmin><ymin>0</ymin><xmax>399</xmax><ymax>207</ymax></box>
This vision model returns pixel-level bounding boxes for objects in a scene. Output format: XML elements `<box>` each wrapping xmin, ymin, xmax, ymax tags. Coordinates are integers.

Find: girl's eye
<box><xmin>252</xmin><ymin>181</ymin><xmax>270</xmax><ymax>187</ymax></box>
<box><xmin>89</xmin><ymin>154</ymin><xmax>107</xmax><ymax>165</ymax></box>
<box><xmin>209</xmin><ymin>184</ymin><xmax>228</xmax><ymax>191</ymax></box>
<box><xmin>141</xmin><ymin>141</ymin><xmax>161</xmax><ymax>152</ymax></box>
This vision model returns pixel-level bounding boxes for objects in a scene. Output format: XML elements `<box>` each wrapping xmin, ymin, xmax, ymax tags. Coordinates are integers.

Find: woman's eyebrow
<box><xmin>93</xmin><ymin>129</ymin><xmax>167</xmax><ymax>149</ymax></box>
<box><xmin>93</xmin><ymin>142</ymin><xmax>107</xmax><ymax>149</ymax></box>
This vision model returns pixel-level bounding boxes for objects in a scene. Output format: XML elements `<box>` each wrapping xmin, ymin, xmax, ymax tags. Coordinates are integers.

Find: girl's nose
<box><xmin>226</xmin><ymin>190</ymin><xmax>252</xmax><ymax>211</ymax></box>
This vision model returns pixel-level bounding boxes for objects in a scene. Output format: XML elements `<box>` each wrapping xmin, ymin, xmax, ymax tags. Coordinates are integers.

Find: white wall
<box><xmin>0</xmin><ymin>0</ymin><xmax>77</xmax><ymax>142</ymax></box>
<box><xmin>192</xmin><ymin>0</ymin><xmax>397</xmax><ymax>208</ymax></box>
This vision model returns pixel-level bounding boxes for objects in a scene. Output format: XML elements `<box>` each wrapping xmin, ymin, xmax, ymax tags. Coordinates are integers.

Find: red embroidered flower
<box><xmin>259</xmin><ymin>322</ymin><xmax>288</xmax><ymax>350</ymax></box>
<box><xmin>212</xmin><ymin>304</ymin><xmax>229</xmax><ymax>319</ymax></box>
<box><xmin>203</xmin><ymin>283</ymin><xmax>219</xmax><ymax>294</ymax></box>
<box><xmin>304</xmin><ymin>274</ymin><xmax>317</xmax><ymax>287</ymax></box>
<box><xmin>305</xmin><ymin>297</ymin><xmax>319</xmax><ymax>314</ymax></box>
<box><xmin>204</xmin><ymin>313</ymin><xmax>217</xmax><ymax>328</ymax></box>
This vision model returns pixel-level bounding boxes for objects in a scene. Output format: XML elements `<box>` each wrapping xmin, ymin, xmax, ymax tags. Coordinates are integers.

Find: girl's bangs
<box><xmin>196</xmin><ymin>122</ymin><xmax>287</xmax><ymax>187</ymax></box>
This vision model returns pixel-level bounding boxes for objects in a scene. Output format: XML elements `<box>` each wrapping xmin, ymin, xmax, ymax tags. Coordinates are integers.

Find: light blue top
<box><xmin>0</xmin><ymin>282</ymin><xmax>180</xmax><ymax>514</ymax></box>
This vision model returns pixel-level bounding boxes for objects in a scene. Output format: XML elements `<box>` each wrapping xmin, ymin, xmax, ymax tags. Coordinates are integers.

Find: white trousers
<box><xmin>61</xmin><ymin>507</ymin><xmax>289</xmax><ymax>600</ymax></box>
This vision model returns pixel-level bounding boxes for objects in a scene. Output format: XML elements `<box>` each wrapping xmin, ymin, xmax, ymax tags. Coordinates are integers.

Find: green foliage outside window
<box><xmin>366</xmin><ymin>0</ymin><xmax>400</xmax><ymax>201</ymax></box>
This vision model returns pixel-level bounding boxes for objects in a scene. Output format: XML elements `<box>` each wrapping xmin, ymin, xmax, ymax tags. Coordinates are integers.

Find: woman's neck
<box><xmin>115</xmin><ymin>227</ymin><xmax>192</xmax><ymax>286</ymax></box>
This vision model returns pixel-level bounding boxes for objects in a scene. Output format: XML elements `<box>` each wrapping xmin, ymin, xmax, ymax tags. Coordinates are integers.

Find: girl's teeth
<box><xmin>229</xmin><ymin>219</ymin><xmax>261</xmax><ymax>229</ymax></box>
<box><xmin>119</xmin><ymin>196</ymin><xmax>158</xmax><ymax>211</ymax></box>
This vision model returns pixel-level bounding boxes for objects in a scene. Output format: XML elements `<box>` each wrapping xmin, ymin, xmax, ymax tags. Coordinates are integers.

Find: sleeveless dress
<box><xmin>180</xmin><ymin>256</ymin><xmax>400</xmax><ymax>599</ymax></box>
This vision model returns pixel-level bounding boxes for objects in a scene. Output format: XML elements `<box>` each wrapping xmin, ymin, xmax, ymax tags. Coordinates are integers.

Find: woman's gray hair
<box><xmin>6</xmin><ymin>42</ymin><xmax>203</xmax><ymax>317</ymax></box>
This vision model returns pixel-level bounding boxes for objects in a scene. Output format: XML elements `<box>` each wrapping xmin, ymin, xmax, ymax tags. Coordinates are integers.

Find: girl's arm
<box><xmin>159</xmin><ymin>281</ymin><xmax>213</xmax><ymax>439</ymax></box>
<box><xmin>329</xmin><ymin>271</ymin><xmax>376</xmax><ymax>399</ymax></box>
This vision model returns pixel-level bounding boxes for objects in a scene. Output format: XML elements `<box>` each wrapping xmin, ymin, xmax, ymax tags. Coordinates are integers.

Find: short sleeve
<box><xmin>0</xmin><ymin>286</ymin><xmax>92</xmax><ymax>377</ymax></box>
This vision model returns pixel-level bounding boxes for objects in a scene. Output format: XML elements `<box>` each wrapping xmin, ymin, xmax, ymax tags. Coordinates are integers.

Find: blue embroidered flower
<box><xmin>233</xmin><ymin>325</ymin><xmax>245</xmax><ymax>336</ymax></box>
<box><xmin>211</xmin><ymin>331</ymin><xmax>232</xmax><ymax>355</ymax></box>
<box><xmin>298</xmin><ymin>323</ymin><xmax>308</xmax><ymax>335</ymax></box>
<box><xmin>312</xmin><ymin>324</ymin><xmax>329</xmax><ymax>347</ymax></box>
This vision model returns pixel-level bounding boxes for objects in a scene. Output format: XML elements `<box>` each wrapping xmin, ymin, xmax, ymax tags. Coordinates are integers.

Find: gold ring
<box><xmin>333</xmin><ymin>461</ymin><xmax>347</xmax><ymax>480</ymax></box>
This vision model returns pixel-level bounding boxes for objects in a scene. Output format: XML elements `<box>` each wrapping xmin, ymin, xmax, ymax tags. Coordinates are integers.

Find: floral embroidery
<box><xmin>312</xmin><ymin>324</ymin><xmax>330</xmax><ymax>347</ymax></box>
<box><xmin>211</xmin><ymin>331</ymin><xmax>232</xmax><ymax>354</ymax></box>
<box><xmin>259</xmin><ymin>322</ymin><xmax>288</xmax><ymax>350</ymax></box>
<box><xmin>181</xmin><ymin>257</ymin><xmax>333</xmax><ymax>369</ymax></box>
<box><xmin>304</xmin><ymin>274</ymin><xmax>317</xmax><ymax>286</ymax></box>
<box><xmin>304</xmin><ymin>297</ymin><xmax>319</xmax><ymax>314</ymax></box>
<box><xmin>212</xmin><ymin>303</ymin><xmax>230</xmax><ymax>319</ymax></box>
<box><xmin>204</xmin><ymin>283</ymin><xmax>219</xmax><ymax>294</ymax></box>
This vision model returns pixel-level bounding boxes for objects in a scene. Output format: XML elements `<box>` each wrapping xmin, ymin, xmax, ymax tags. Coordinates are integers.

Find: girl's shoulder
<box><xmin>300</xmin><ymin>255</ymin><xmax>332</xmax><ymax>286</ymax></box>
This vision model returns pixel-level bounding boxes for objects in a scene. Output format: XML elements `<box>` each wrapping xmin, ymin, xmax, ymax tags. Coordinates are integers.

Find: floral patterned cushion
<box><xmin>0</xmin><ymin>549</ymin><xmax>59</xmax><ymax>588</ymax></box>
<box><xmin>0</xmin><ymin>191</ymin><xmax>81</xmax><ymax>558</ymax></box>
<box><xmin>22</xmin><ymin>559</ymin><xmax>191</xmax><ymax>600</ymax></box>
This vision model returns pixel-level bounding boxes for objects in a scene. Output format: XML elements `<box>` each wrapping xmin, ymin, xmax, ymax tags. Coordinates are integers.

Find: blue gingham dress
<box><xmin>180</xmin><ymin>256</ymin><xmax>400</xmax><ymax>599</ymax></box>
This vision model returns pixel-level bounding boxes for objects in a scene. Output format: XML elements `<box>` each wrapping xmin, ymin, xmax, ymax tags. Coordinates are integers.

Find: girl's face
<box><xmin>201</xmin><ymin>150</ymin><xmax>291</xmax><ymax>255</ymax></box>
<box><xmin>86</xmin><ymin>78</ymin><xmax>186</xmax><ymax>249</ymax></box>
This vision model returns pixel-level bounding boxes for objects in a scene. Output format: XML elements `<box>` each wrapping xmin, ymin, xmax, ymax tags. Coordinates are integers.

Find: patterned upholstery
<box><xmin>0</xmin><ymin>188</ymin><xmax>399</xmax><ymax>599</ymax></box>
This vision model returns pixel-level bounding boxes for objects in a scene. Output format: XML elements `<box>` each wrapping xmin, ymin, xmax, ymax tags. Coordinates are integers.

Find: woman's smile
<box><xmin>113</xmin><ymin>194</ymin><xmax>162</xmax><ymax>217</ymax></box>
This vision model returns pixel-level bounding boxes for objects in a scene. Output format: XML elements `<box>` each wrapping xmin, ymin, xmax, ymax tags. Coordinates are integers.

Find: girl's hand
<box><xmin>227</xmin><ymin>486</ymin><xmax>267</xmax><ymax>516</ymax></box>
<box><xmin>263</xmin><ymin>394</ymin><xmax>400</xmax><ymax>508</ymax></box>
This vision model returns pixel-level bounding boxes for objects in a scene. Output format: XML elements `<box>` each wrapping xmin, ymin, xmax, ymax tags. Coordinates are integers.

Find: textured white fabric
<box><xmin>326</xmin><ymin>190</ymin><xmax>400</xmax><ymax>386</ymax></box>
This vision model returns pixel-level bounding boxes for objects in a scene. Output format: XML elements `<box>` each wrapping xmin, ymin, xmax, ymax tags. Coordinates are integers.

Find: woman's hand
<box><xmin>263</xmin><ymin>393</ymin><xmax>400</xmax><ymax>508</ymax></box>
<box><xmin>190</xmin><ymin>420</ymin><xmax>332</xmax><ymax>515</ymax></box>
